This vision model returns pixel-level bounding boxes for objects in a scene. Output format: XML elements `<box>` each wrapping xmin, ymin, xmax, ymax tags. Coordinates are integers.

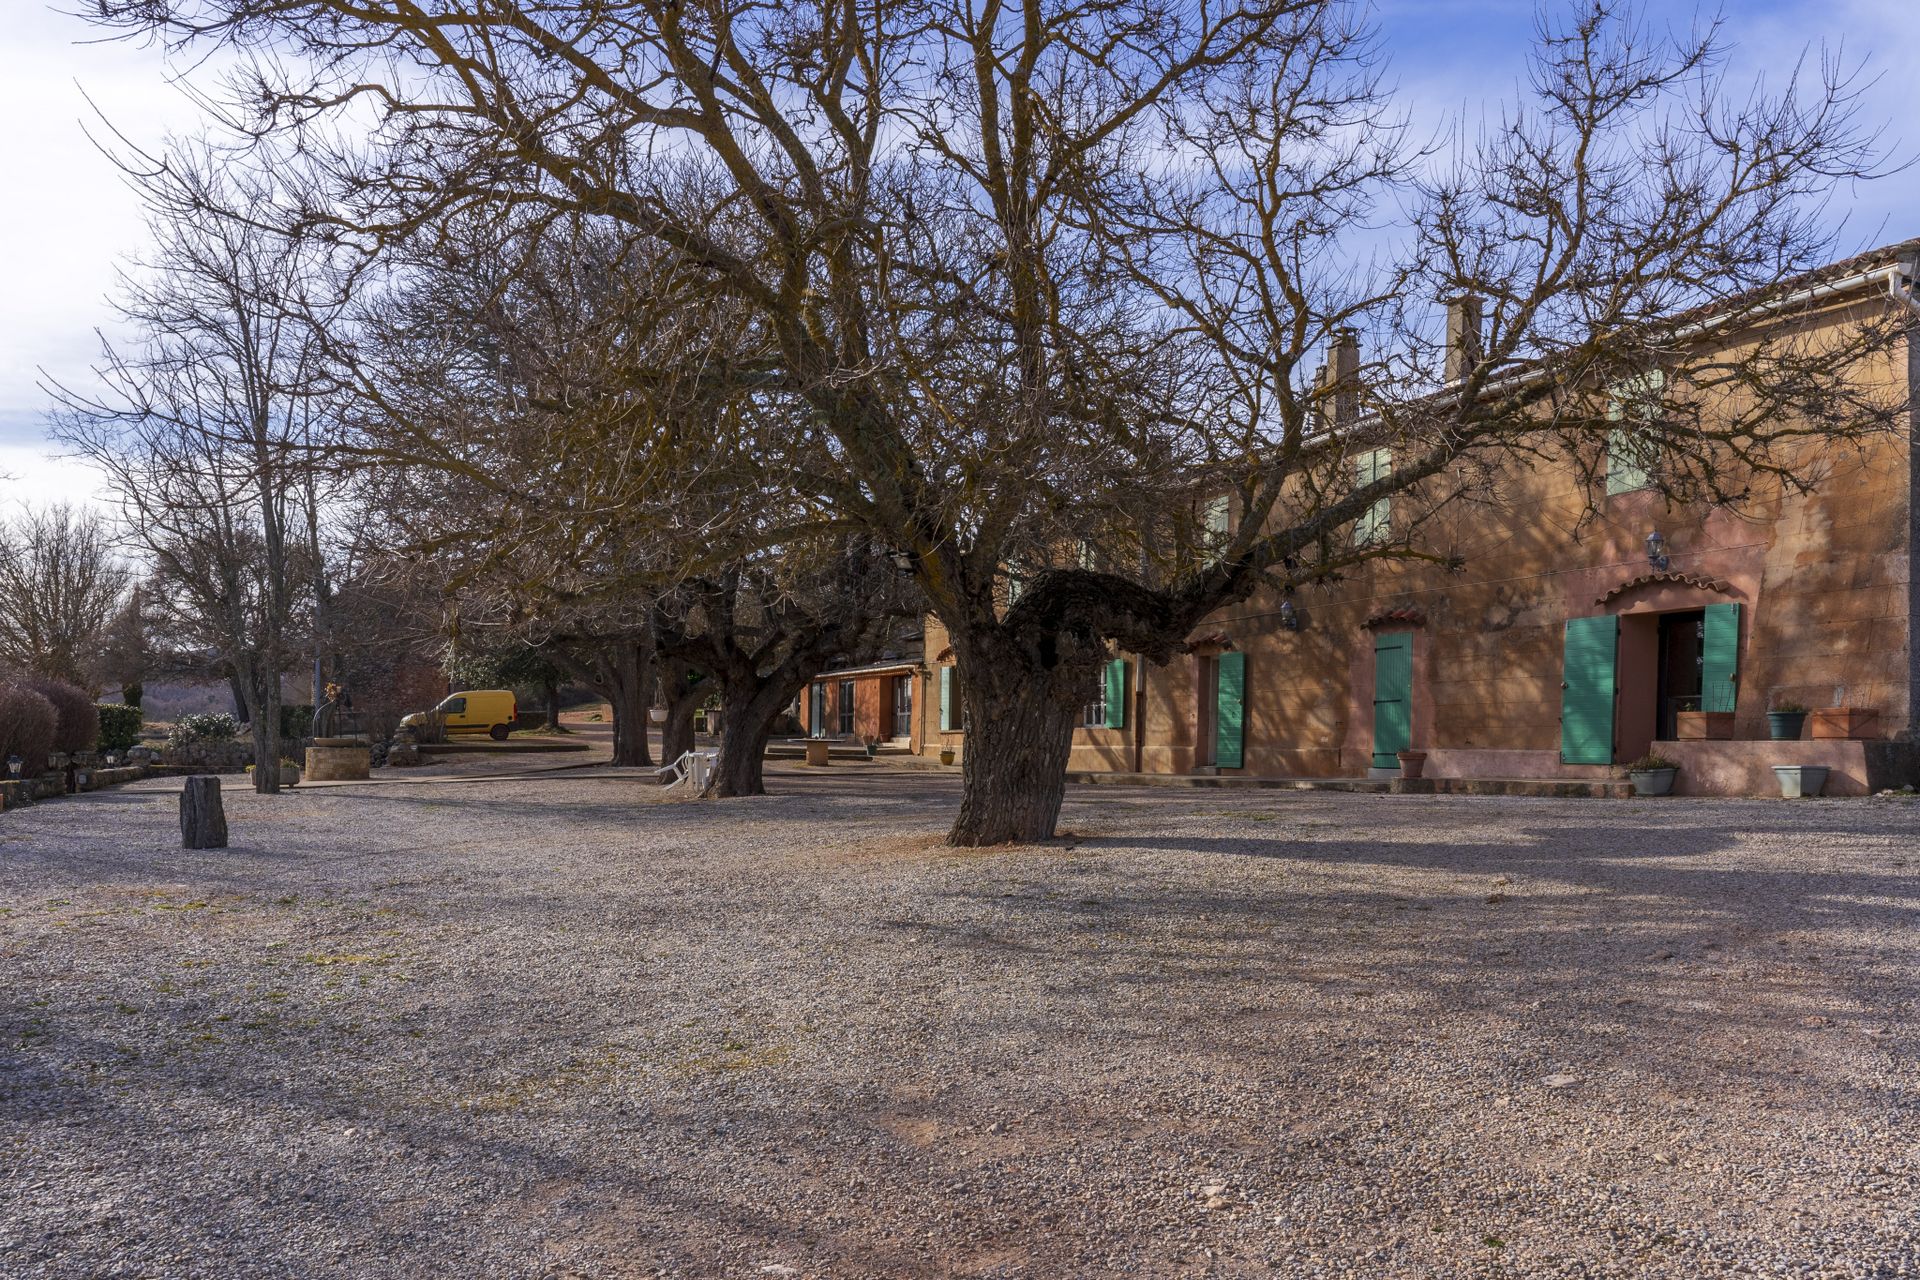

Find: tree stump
<box><xmin>180</xmin><ymin>776</ymin><xmax>228</xmax><ymax>849</ymax></box>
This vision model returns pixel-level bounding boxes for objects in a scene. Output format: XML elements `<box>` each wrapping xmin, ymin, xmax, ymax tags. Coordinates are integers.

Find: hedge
<box><xmin>19</xmin><ymin>677</ymin><xmax>98</xmax><ymax>754</ymax></box>
<box><xmin>97</xmin><ymin>703</ymin><xmax>144</xmax><ymax>753</ymax></box>
<box><xmin>0</xmin><ymin>683</ymin><xmax>58</xmax><ymax>772</ymax></box>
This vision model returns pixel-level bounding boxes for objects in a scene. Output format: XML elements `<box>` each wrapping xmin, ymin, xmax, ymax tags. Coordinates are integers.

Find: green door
<box><xmin>1700</xmin><ymin>602</ymin><xmax>1741</xmax><ymax>713</ymax></box>
<box><xmin>1215</xmin><ymin>652</ymin><xmax>1245</xmax><ymax>768</ymax></box>
<box><xmin>1561</xmin><ymin>614</ymin><xmax>1619</xmax><ymax>764</ymax></box>
<box><xmin>1371</xmin><ymin>631</ymin><xmax>1412</xmax><ymax>768</ymax></box>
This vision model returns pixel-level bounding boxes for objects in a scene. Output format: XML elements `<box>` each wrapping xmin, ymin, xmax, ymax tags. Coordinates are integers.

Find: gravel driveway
<box><xmin>2</xmin><ymin>766</ymin><xmax>1915</xmax><ymax>1278</ymax></box>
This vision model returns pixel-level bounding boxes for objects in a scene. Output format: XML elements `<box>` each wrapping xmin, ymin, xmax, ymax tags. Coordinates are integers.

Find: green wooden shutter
<box><xmin>1354</xmin><ymin>448</ymin><xmax>1391</xmax><ymax>545</ymax></box>
<box><xmin>1606</xmin><ymin>370</ymin><xmax>1663</xmax><ymax>494</ymax></box>
<box><xmin>1104</xmin><ymin>658</ymin><xmax>1127</xmax><ymax>729</ymax></box>
<box><xmin>1215</xmin><ymin>651</ymin><xmax>1245</xmax><ymax>768</ymax></box>
<box><xmin>939</xmin><ymin>667</ymin><xmax>956</xmax><ymax>732</ymax></box>
<box><xmin>1371</xmin><ymin>631</ymin><xmax>1412</xmax><ymax>768</ymax></box>
<box><xmin>1701</xmin><ymin>602</ymin><xmax>1740</xmax><ymax>713</ymax></box>
<box><xmin>1560</xmin><ymin>615</ymin><xmax>1618</xmax><ymax>764</ymax></box>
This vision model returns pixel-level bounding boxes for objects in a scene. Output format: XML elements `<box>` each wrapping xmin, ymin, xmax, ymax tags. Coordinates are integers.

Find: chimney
<box><xmin>1330</xmin><ymin>330</ymin><xmax>1360</xmax><ymax>426</ymax></box>
<box><xmin>1445</xmin><ymin>295</ymin><xmax>1483</xmax><ymax>384</ymax></box>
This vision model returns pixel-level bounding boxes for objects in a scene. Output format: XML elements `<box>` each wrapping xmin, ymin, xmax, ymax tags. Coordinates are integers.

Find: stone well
<box><xmin>305</xmin><ymin>737</ymin><xmax>371</xmax><ymax>782</ymax></box>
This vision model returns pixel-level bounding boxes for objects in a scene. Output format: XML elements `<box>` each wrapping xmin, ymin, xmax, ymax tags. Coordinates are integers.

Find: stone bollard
<box><xmin>180</xmin><ymin>776</ymin><xmax>229</xmax><ymax>849</ymax></box>
<box><xmin>804</xmin><ymin>739</ymin><xmax>831</xmax><ymax>767</ymax></box>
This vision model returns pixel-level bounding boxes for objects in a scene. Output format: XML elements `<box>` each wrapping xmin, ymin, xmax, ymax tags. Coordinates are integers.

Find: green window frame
<box><xmin>1605</xmin><ymin>371</ymin><xmax>1664</xmax><ymax>495</ymax></box>
<box><xmin>938</xmin><ymin>666</ymin><xmax>959</xmax><ymax>732</ymax></box>
<box><xmin>1353</xmin><ymin>448</ymin><xmax>1390</xmax><ymax>545</ymax></box>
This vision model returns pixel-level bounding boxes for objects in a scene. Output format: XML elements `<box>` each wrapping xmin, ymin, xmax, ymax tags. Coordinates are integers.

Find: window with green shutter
<box><xmin>1353</xmin><ymin>448</ymin><xmax>1391</xmax><ymax>545</ymax></box>
<box><xmin>1560</xmin><ymin>614</ymin><xmax>1618</xmax><ymax>764</ymax></box>
<box><xmin>1105</xmin><ymin>658</ymin><xmax>1127</xmax><ymax>729</ymax></box>
<box><xmin>1605</xmin><ymin>371</ymin><xmax>1663</xmax><ymax>495</ymax></box>
<box><xmin>1215</xmin><ymin>652</ymin><xmax>1245</xmax><ymax>768</ymax></box>
<box><xmin>1203</xmin><ymin>496</ymin><xmax>1231</xmax><ymax>549</ymax></box>
<box><xmin>938</xmin><ymin>666</ymin><xmax>958</xmax><ymax>732</ymax></box>
<box><xmin>1700</xmin><ymin>602</ymin><xmax>1740</xmax><ymax>713</ymax></box>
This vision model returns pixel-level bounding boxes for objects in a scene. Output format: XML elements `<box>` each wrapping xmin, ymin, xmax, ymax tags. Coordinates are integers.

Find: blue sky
<box><xmin>2</xmin><ymin>0</ymin><xmax>1913</xmax><ymax>507</ymax></box>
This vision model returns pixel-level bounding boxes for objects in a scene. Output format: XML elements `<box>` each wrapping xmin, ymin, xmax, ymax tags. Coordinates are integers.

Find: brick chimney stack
<box><xmin>1330</xmin><ymin>330</ymin><xmax>1360</xmax><ymax>426</ymax></box>
<box><xmin>1445</xmin><ymin>295</ymin><xmax>1484</xmax><ymax>384</ymax></box>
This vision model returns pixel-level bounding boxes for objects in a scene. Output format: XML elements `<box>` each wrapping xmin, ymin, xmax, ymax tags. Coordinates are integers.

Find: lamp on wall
<box><xmin>6</xmin><ymin>755</ymin><xmax>21</xmax><ymax>779</ymax></box>
<box><xmin>1278</xmin><ymin>598</ymin><xmax>1301</xmax><ymax>631</ymax></box>
<box><xmin>1645</xmin><ymin>530</ymin><xmax>1671</xmax><ymax>572</ymax></box>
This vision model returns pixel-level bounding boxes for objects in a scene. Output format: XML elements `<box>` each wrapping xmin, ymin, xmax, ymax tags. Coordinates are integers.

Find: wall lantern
<box><xmin>6</xmin><ymin>755</ymin><xmax>21</xmax><ymax>778</ymax></box>
<box><xmin>888</xmin><ymin>549</ymin><xmax>916</xmax><ymax>573</ymax></box>
<box><xmin>1645</xmin><ymin>530</ymin><xmax>1671</xmax><ymax>572</ymax></box>
<box><xmin>1279</xmin><ymin>598</ymin><xmax>1302</xmax><ymax>631</ymax></box>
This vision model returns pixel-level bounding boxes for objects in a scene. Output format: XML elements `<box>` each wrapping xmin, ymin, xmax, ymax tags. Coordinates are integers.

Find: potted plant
<box><xmin>1772</xmin><ymin>764</ymin><xmax>1829</xmax><ymax>799</ymax></box>
<box><xmin>1395</xmin><ymin>749</ymin><xmax>1427</xmax><ymax>780</ymax></box>
<box><xmin>938</xmin><ymin>747</ymin><xmax>957</xmax><ymax>766</ymax></box>
<box><xmin>1767</xmin><ymin>700</ymin><xmax>1809</xmax><ymax>741</ymax></box>
<box><xmin>279</xmin><ymin>758</ymin><xmax>302</xmax><ymax>788</ymax></box>
<box><xmin>1811</xmin><ymin>707</ymin><xmax>1879</xmax><ymax>740</ymax></box>
<box><xmin>1625</xmin><ymin>752</ymin><xmax>1679</xmax><ymax>797</ymax></box>
<box><xmin>861</xmin><ymin>734</ymin><xmax>881</xmax><ymax>759</ymax></box>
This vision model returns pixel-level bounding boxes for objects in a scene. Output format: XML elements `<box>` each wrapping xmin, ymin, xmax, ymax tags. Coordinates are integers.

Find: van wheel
<box><xmin>489</xmin><ymin>724</ymin><xmax>510</xmax><ymax>742</ymax></box>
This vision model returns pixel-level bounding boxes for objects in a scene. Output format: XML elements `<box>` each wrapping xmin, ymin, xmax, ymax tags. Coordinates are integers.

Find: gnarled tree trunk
<box><xmin>947</xmin><ymin>642</ymin><xmax>1089</xmax><ymax>845</ymax></box>
<box><xmin>705</xmin><ymin>674</ymin><xmax>803</xmax><ymax>798</ymax></box>
<box><xmin>660</xmin><ymin>657</ymin><xmax>704</xmax><ymax>765</ymax></box>
<box><xmin>602</xmin><ymin>640</ymin><xmax>655</xmax><ymax>768</ymax></box>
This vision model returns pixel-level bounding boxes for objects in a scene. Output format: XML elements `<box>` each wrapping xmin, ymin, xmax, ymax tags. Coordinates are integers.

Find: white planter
<box><xmin>1772</xmin><ymin>765</ymin><xmax>1828</xmax><ymax>799</ymax></box>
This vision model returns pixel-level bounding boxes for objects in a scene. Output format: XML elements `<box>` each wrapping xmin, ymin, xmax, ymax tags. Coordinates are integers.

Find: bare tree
<box><xmin>0</xmin><ymin>503</ymin><xmax>128</xmax><ymax>688</ymax></box>
<box><xmin>92</xmin><ymin>0</ymin><xmax>1913</xmax><ymax>839</ymax></box>
<box><xmin>47</xmin><ymin>141</ymin><xmax>339</xmax><ymax>793</ymax></box>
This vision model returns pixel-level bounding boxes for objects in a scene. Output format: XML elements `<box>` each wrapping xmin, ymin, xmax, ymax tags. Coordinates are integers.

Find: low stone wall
<box><xmin>161</xmin><ymin>740</ymin><xmax>255</xmax><ymax>770</ymax></box>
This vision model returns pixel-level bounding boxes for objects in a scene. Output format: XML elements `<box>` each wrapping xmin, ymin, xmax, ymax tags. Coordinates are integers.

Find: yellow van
<box><xmin>401</xmin><ymin>689</ymin><xmax>518</xmax><ymax>741</ymax></box>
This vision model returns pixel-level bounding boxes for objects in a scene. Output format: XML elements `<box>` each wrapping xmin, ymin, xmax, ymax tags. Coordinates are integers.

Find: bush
<box><xmin>18</xmin><ymin>677</ymin><xmax>99</xmax><ymax>753</ymax></box>
<box><xmin>97</xmin><ymin>703</ymin><xmax>144</xmax><ymax>753</ymax></box>
<box><xmin>170</xmin><ymin>712</ymin><xmax>241</xmax><ymax>748</ymax></box>
<box><xmin>0</xmin><ymin>683</ymin><xmax>58</xmax><ymax>773</ymax></box>
<box><xmin>1625</xmin><ymin>752</ymin><xmax>1678</xmax><ymax>773</ymax></box>
<box><xmin>280</xmin><ymin>703</ymin><xmax>314</xmax><ymax>742</ymax></box>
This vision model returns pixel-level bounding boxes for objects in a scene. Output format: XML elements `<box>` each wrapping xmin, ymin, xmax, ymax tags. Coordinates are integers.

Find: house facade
<box><xmin>916</xmin><ymin>247</ymin><xmax>1920</xmax><ymax>795</ymax></box>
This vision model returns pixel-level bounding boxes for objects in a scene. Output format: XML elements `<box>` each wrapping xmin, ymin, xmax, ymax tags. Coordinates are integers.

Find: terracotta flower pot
<box><xmin>1395</xmin><ymin>750</ymin><xmax>1427</xmax><ymax>780</ymax></box>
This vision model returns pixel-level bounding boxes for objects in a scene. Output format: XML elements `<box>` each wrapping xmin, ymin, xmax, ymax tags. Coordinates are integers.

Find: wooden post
<box><xmin>180</xmin><ymin>776</ymin><xmax>228</xmax><ymax>849</ymax></box>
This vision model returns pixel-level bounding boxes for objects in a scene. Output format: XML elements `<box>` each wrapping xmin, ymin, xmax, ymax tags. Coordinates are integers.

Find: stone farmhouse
<box><xmin>803</xmin><ymin>241</ymin><xmax>1920</xmax><ymax>795</ymax></box>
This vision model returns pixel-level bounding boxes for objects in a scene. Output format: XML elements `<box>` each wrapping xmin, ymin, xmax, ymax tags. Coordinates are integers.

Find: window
<box><xmin>1353</xmin><ymin>448</ymin><xmax>1391</xmax><ymax>545</ymax></box>
<box><xmin>1606</xmin><ymin>370</ymin><xmax>1664</xmax><ymax>495</ymax></box>
<box><xmin>891</xmin><ymin>676</ymin><xmax>912</xmax><ymax>738</ymax></box>
<box><xmin>837</xmin><ymin>680</ymin><xmax>855</xmax><ymax>736</ymax></box>
<box><xmin>441</xmin><ymin>696</ymin><xmax>467</xmax><ymax>715</ymax></box>
<box><xmin>1083</xmin><ymin>668</ymin><xmax>1108</xmax><ymax>727</ymax></box>
<box><xmin>1203</xmin><ymin>496</ymin><xmax>1231</xmax><ymax>549</ymax></box>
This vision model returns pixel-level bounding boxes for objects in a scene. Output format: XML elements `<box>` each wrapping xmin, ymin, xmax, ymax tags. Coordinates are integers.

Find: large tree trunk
<box><xmin>605</xmin><ymin>640</ymin><xmax>656</xmax><ymax>768</ymax></box>
<box><xmin>661</xmin><ymin>658</ymin><xmax>703</xmax><ymax>764</ymax></box>
<box><xmin>250</xmin><ymin>665</ymin><xmax>283</xmax><ymax>795</ymax></box>
<box><xmin>543</xmin><ymin>677</ymin><xmax>561</xmax><ymax>732</ymax></box>
<box><xmin>705</xmin><ymin>676</ymin><xmax>801</xmax><ymax>798</ymax></box>
<box><xmin>947</xmin><ymin>634</ymin><xmax>1092</xmax><ymax>846</ymax></box>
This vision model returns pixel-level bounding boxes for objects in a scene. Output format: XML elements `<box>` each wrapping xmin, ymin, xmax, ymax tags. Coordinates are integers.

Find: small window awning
<box><xmin>1596</xmin><ymin>571</ymin><xmax>1730</xmax><ymax>606</ymax></box>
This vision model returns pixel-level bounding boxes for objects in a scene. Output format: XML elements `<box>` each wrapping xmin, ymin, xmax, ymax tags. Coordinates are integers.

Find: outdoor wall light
<box><xmin>1279</xmin><ymin>598</ymin><xmax>1301</xmax><ymax>631</ymax></box>
<box><xmin>6</xmin><ymin>755</ymin><xmax>21</xmax><ymax>778</ymax></box>
<box><xmin>888</xmin><ymin>549</ymin><xmax>916</xmax><ymax>573</ymax></box>
<box><xmin>1645</xmin><ymin>530</ymin><xmax>1671</xmax><ymax>571</ymax></box>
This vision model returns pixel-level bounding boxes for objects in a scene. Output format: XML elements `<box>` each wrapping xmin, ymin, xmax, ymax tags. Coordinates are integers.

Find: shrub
<box><xmin>0</xmin><ymin>683</ymin><xmax>58</xmax><ymax>773</ymax></box>
<box><xmin>97</xmin><ymin>703</ymin><xmax>144</xmax><ymax>752</ymax></box>
<box><xmin>1771</xmin><ymin>700</ymin><xmax>1810</xmax><ymax>715</ymax></box>
<box><xmin>170</xmin><ymin>712</ymin><xmax>241</xmax><ymax>748</ymax></box>
<box><xmin>280</xmin><ymin>703</ymin><xmax>314</xmax><ymax>741</ymax></box>
<box><xmin>1625</xmin><ymin>752</ymin><xmax>1678</xmax><ymax>773</ymax></box>
<box><xmin>19</xmin><ymin>677</ymin><xmax>99</xmax><ymax>753</ymax></box>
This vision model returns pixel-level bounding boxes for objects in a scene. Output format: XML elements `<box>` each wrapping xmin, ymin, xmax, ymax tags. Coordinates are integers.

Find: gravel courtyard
<box><xmin>2</xmin><ymin>767</ymin><xmax>1915</xmax><ymax>1279</ymax></box>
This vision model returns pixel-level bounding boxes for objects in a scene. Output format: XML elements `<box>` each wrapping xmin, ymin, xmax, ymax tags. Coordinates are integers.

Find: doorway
<box><xmin>1194</xmin><ymin>655</ymin><xmax>1219</xmax><ymax>767</ymax></box>
<box><xmin>891</xmin><ymin>676</ymin><xmax>912</xmax><ymax>739</ymax></box>
<box><xmin>1655</xmin><ymin>610</ymin><xmax>1705</xmax><ymax>740</ymax></box>
<box><xmin>1371</xmin><ymin>631</ymin><xmax>1412</xmax><ymax>768</ymax></box>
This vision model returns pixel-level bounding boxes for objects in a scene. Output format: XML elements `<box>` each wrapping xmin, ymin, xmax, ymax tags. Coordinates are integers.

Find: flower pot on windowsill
<box><xmin>1810</xmin><ymin>708</ymin><xmax>1878</xmax><ymax>740</ymax></box>
<box><xmin>1674</xmin><ymin>711</ymin><xmax>1734</xmax><ymax>740</ymax></box>
<box><xmin>1395</xmin><ymin>750</ymin><xmax>1427</xmax><ymax>780</ymax></box>
<box><xmin>938</xmin><ymin>748</ymin><xmax>956</xmax><ymax>766</ymax></box>
<box><xmin>1766</xmin><ymin>710</ymin><xmax>1808</xmax><ymax>740</ymax></box>
<box><xmin>1772</xmin><ymin>765</ymin><xmax>1828</xmax><ymax>799</ymax></box>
